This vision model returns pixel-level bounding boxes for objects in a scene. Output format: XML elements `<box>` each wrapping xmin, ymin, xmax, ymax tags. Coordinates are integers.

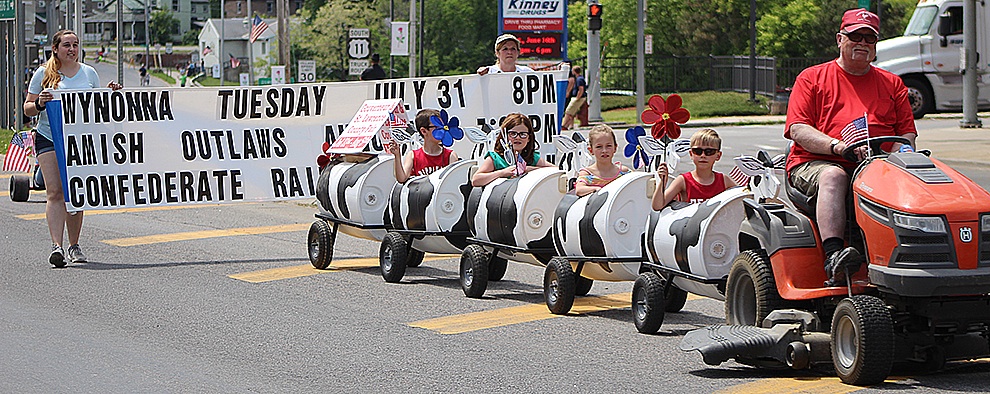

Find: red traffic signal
<box><xmin>589</xmin><ymin>4</ymin><xmax>603</xmax><ymax>30</ymax></box>
<box><xmin>589</xmin><ymin>4</ymin><xmax>603</xmax><ymax>17</ymax></box>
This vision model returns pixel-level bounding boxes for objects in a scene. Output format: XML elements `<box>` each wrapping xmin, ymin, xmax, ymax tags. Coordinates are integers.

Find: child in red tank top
<box><xmin>388</xmin><ymin>108</ymin><xmax>460</xmax><ymax>183</ymax></box>
<box><xmin>651</xmin><ymin>128</ymin><xmax>737</xmax><ymax>210</ymax></box>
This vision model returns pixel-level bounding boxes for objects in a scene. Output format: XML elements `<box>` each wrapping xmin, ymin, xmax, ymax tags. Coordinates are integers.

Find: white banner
<box><xmin>391</xmin><ymin>22</ymin><xmax>409</xmax><ymax>56</ymax></box>
<box><xmin>54</xmin><ymin>71</ymin><xmax>567</xmax><ymax>211</ymax></box>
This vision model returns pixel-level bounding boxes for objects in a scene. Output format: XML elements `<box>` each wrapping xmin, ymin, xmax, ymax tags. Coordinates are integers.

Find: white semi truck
<box><xmin>874</xmin><ymin>0</ymin><xmax>989</xmax><ymax>118</ymax></box>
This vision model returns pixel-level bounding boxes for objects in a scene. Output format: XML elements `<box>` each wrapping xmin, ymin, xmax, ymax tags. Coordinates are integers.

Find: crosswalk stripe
<box><xmin>16</xmin><ymin>203</ymin><xmax>251</xmax><ymax>221</ymax></box>
<box><xmin>103</xmin><ymin>223</ymin><xmax>310</xmax><ymax>246</ymax></box>
<box><xmin>409</xmin><ymin>292</ymin><xmax>633</xmax><ymax>334</ymax></box>
<box><xmin>228</xmin><ymin>255</ymin><xmax>456</xmax><ymax>283</ymax></box>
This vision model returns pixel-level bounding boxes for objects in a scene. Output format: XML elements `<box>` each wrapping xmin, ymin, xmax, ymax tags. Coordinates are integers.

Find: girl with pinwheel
<box><xmin>574</xmin><ymin>125</ymin><xmax>631</xmax><ymax>196</ymax></box>
<box><xmin>388</xmin><ymin>109</ymin><xmax>460</xmax><ymax>183</ymax></box>
<box><xmin>651</xmin><ymin>128</ymin><xmax>737</xmax><ymax>210</ymax></box>
<box><xmin>471</xmin><ymin>113</ymin><xmax>553</xmax><ymax>186</ymax></box>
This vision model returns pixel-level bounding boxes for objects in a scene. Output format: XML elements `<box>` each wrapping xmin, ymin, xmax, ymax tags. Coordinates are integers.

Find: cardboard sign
<box><xmin>328</xmin><ymin>99</ymin><xmax>406</xmax><ymax>154</ymax></box>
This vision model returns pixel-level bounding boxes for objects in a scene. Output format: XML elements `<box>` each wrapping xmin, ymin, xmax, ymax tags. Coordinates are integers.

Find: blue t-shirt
<box><xmin>29</xmin><ymin>64</ymin><xmax>101</xmax><ymax>140</ymax></box>
<box><xmin>570</xmin><ymin>75</ymin><xmax>587</xmax><ymax>98</ymax></box>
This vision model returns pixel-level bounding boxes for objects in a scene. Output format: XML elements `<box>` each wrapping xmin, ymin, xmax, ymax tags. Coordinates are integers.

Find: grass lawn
<box><xmin>1</xmin><ymin>128</ymin><xmax>14</xmax><ymax>155</ymax></box>
<box><xmin>194</xmin><ymin>76</ymin><xmax>223</xmax><ymax>86</ymax></box>
<box><xmin>152</xmin><ymin>70</ymin><xmax>176</xmax><ymax>85</ymax></box>
<box><xmin>601</xmin><ymin>91</ymin><xmax>770</xmax><ymax>124</ymax></box>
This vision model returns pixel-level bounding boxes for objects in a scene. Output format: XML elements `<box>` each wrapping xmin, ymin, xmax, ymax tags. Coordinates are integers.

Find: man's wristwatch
<box><xmin>35</xmin><ymin>97</ymin><xmax>46</xmax><ymax>110</ymax></box>
<box><xmin>829</xmin><ymin>139</ymin><xmax>840</xmax><ymax>155</ymax></box>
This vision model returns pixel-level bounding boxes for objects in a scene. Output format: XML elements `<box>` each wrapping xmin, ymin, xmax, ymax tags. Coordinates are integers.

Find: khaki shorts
<box><xmin>788</xmin><ymin>160</ymin><xmax>845</xmax><ymax>199</ymax></box>
<box><xmin>565</xmin><ymin>96</ymin><xmax>586</xmax><ymax>116</ymax></box>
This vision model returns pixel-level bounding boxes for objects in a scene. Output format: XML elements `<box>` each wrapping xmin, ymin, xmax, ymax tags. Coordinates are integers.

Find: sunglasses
<box><xmin>691</xmin><ymin>147</ymin><xmax>719</xmax><ymax>156</ymax></box>
<box><xmin>841</xmin><ymin>31</ymin><xmax>879</xmax><ymax>44</ymax></box>
<box><xmin>507</xmin><ymin>131</ymin><xmax>529</xmax><ymax>139</ymax></box>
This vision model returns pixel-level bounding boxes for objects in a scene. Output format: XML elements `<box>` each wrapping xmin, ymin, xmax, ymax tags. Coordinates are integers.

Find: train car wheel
<box><xmin>307</xmin><ymin>220</ymin><xmax>335</xmax><ymax>269</ymax></box>
<box><xmin>460</xmin><ymin>245</ymin><xmax>489</xmax><ymax>298</ymax></box>
<box><xmin>632</xmin><ymin>272</ymin><xmax>665</xmax><ymax>333</ymax></box>
<box><xmin>544</xmin><ymin>258</ymin><xmax>575</xmax><ymax>315</ymax></box>
<box><xmin>379</xmin><ymin>233</ymin><xmax>409</xmax><ymax>283</ymax></box>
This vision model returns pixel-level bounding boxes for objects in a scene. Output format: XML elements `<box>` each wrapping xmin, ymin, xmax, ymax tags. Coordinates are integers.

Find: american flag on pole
<box><xmin>515</xmin><ymin>153</ymin><xmax>526</xmax><ymax>176</ymax></box>
<box><xmin>729</xmin><ymin>165</ymin><xmax>750</xmax><ymax>187</ymax></box>
<box><xmin>840</xmin><ymin>115</ymin><xmax>869</xmax><ymax>145</ymax></box>
<box><xmin>3</xmin><ymin>131</ymin><xmax>34</xmax><ymax>172</ymax></box>
<box><xmin>249</xmin><ymin>15</ymin><xmax>269</xmax><ymax>43</ymax></box>
<box><xmin>229</xmin><ymin>53</ymin><xmax>241</xmax><ymax>68</ymax></box>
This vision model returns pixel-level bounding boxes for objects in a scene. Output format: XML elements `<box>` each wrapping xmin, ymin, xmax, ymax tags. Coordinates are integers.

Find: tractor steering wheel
<box><xmin>841</xmin><ymin>136</ymin><xmax>913</xmax><ymax>163</ymax></box>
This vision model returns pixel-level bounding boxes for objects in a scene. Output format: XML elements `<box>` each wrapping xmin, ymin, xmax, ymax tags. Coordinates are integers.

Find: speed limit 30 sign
<box><xmin>298</xmin><ymin>60</ymin><xmax>316</xmax><ymax>83</ymax></box>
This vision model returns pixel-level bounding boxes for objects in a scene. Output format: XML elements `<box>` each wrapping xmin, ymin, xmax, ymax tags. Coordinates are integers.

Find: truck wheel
<box><xmin>632</xmin><ymin>272</ymin><xmax>665</xmax><ymax>333</ymax></box>
<box><xmin>575</xmin><ymin>276</ymin><xmax>593</xmax><ymax>296</ymax></box>
<box><xmin>379</xmin><ymin>233</ymin><xmax>408</xmax><ymax>283</ymax></box>
<box><xmin>904</xmin><ymin>77</ymin><xmax>933</xmax><ymax>119</ymax></box>
<box><xmin>489</xmin><ymin>256</ymin><xmax>508</xmax><ymax>281</ymax></box>
<box><xmin>725</xmin><ymin>250</ymin><xmax>786</xmax><ymax>326</ymax></box>
<box><xmin>307</xmin><ymin>220</ymin><xmax>334</xmax><ymax>269</ymax></box>
<box><xmin>544</xmin><ymin>258</ymin><xmax>576</xmax><ymax>314</ymax></box>
<box><xmin>460</xmin><ymin>245</ymin><xmax>489</xmax><ymax>298</ymax></box>
<box><xmin>664</xmin><ymin>286</ymin><xmax>688</xmax><ymax>313</ymax></box>
<box><xmin>831</xmin><ymin>295</ymin><xmax>894</xmax><ymax>386</ymax></box>
<box><xmin>406</xmin><ymin>248</ymin><xmax>425</xmax><ymax>268</ymax></box>
<box><xmin>9</xmin><ymin>175</ymin><xmax>30</xmax><ymax>202</ymax></box>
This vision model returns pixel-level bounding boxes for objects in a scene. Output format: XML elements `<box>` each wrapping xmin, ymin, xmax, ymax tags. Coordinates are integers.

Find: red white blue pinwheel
<box><xmin>623</xmin><ymin>126</ymin><xmax>652</xmax><ymax>170</ymax></box>
<box><xmin>430</xmin><ymin>109</ymin><xmax>464</xmax><ymax>147</ymax></box>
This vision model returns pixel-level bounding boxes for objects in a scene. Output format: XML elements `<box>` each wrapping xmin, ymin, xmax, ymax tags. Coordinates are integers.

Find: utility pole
<box><xmin>748</xmin><ymin>0</ymin><xmax>757</xmax><ymax>102</ymax></box>
<box><xmin>145</xmin><ymin>0</ymin><xmax>149</xmax><ymax>71</ymax></box>
<box><xmin>247</xmin><ymin>0</ymin><xmax>253</xmax><ymax>84</ymax></box>
<box><xmin>587</xmin><ymin>1</ymin><xmax>602</xmax><ymax>122</ymax></box>
<box><xmin>116</xmin><ymin>0</ymin><xmax>122</xmax><ymax>82</ymax></box>
<box><xmin>220</xmin><ymin>1</ymin><xmax>225</xmax><ymax>86</ymax></box>
<box><xmin>276</xmin><ymin>0</ymin><xmax>289</xmax><ymax>66</ymax></box>
<box><xmin>635</xmin><ymin>0</ymin><xmax>644</xmax><ymax>120</ymax></box>
<box><xmin>959</xmin><ymin>0</ymin><xmax>981</xmax><ymax>128</ymax></box>
<box><xmin>15</xmin><ymin>0</ymin><xmax>26</xmax><ymax>130</ymax></box>
<box><xmin>408</xmin><ymin>0</ymin><xmax>417</xmax><ymax>77</ymax></box>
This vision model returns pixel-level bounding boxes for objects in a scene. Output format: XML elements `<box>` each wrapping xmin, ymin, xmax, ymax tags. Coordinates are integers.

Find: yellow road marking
<box><xmin>228</xmin><ymin>255</ymin><xmax>456</xmax><ymax>283</ymax></box>
<box><xmin>103</xmin><ymin>223</ymin><xmax>310</xmax><ymax>246</ymax></box>
<box><xmin>409</xmin><ymin>292</ymin><xmax>632</xmax><ymax>334</ymax></box>
<box><xmin>718</xmin><ymin>376</ymin><xmax>909</xmax><ymax>394</ymax></box>
<box><xmin>16</xmin><ymin>203</ymin><xmax>252</xmax><ymax>221</ymax></box>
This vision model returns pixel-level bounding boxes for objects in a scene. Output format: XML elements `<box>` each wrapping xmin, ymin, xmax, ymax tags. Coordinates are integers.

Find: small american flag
<box><xmin>515</xmin><ymin>153</ymin><xmax>526</xmax><ymax>176</ymax></box>
<box><xmin>729</xmin><ymin>165</ymin><xmax>750</xmax><ymax>187</ymax></box>
<box><xmin>840</xmin><ymin>115</ymin><xmax>869</xmax><ymax>145</ymax></box>
<box><xmin>3</xmin><ymin>131</ymin><xmax>34</xmax><ymax>172</ymax></box>
<box><xmin>249</xmin><ymin>15</ymin><xmax>269</xmax><ymax>43</ymax></box>
<box><xmin>229</xmin><ymin>53</ymin><xmax>241</xmax><ymax>69</ymax></box>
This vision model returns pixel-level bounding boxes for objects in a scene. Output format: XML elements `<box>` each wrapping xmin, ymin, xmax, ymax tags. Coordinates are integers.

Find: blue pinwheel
<box><xmin>623</xmin><ymin>126</ymin><xmax>652</xmax><ymax>170</ymax></box>
<box><xmin>429</xmin><ymin>109</ymin><xmax>464</xmax><ymax>147</ymax></box>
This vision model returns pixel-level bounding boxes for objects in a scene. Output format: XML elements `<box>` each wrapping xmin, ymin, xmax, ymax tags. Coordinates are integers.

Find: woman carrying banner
<box><xmin>23</xmin><ymin>30</ymin><xmax>122</xmax><ymax>268</ymax></box>
<box><xmin>476</xmin><ymin>34</ymin><xmax>535</xmax><ymax>75</ymax></box>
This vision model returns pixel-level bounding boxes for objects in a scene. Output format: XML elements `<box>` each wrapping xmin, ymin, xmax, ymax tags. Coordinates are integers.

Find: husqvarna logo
<box><xmin>960</xmin><ymin>227</ymin><xmax>973</xmax><ymax>243</ymax></box>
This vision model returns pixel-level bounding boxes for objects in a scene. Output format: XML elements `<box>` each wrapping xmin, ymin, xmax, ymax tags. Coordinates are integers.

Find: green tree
<box><xmin>420</xmin><ymin>0</ymin><xmax>497</xmax><ymax>75</ymax></box>
<box><xmin>291</xmin><ymin>0</ymin><xmax>388</xmax><ymax>81</ymax></box>
<box><xmin>149</xmin><ymin>9</ymin><xmax>180</xmax><ymax>45</ymax></box>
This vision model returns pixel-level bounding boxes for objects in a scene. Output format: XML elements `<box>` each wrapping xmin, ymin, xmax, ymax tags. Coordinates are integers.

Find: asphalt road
<box><xmin>2</xmin><ymin>120</ymin><xmax>988</xmax><ymax>390</ymax></box>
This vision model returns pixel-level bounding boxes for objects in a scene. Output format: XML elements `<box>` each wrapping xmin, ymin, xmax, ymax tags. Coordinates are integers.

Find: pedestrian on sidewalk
<box><xmin>24</xmin><ymin>30</ymin><xmax>123</xmax><ymax>268</ymax></box>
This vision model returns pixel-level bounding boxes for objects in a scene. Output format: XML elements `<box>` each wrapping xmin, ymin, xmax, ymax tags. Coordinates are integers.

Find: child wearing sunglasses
<box><xmin>651</xmin><ymin>128</ymin><xmax>737</xmax><ymax>210</ymax></box>
<box><xmin>472</xmin><ymin>113</ymin><xmax>552</xmax><ymax>186</ymax></box>
<box><xmin>388</xmin><ymin>108</ymin><xmax>460</xmax><ymax>183</ymax></box>
<box><xmin>574</xmin><ymin>125</ymin><xmax>631</xmax><ymax>196</ymax></box>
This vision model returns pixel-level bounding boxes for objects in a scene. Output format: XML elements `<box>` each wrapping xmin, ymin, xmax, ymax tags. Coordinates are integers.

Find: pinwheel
<box><xmin>623</xmin><ymin>126</ymin><xmax>651</xmax><ymax>170</ymax></box>
<box><xmin>640</xmin><ymin>94</ymin><xmax>691</xmax><ymax>140</ymax></box>
<box><xmin>430</xmin><ymin>109</ymin><xmax>465</xmax><ymax>147</ymax></box>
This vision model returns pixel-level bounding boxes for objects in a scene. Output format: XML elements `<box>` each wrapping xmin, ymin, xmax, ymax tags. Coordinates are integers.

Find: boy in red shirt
<box><xmin>387</xmin><ymin>109</ymin><xmax>460</xmax><ymax>183</ymax></box>
<box><xmin>652</xmin><ymin>129</ymin><xmax>737</xmax><ymax>210</ymax></box>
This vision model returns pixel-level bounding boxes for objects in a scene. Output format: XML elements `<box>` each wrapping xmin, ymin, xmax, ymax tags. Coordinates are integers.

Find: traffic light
<box><xmin>589</xmin><ymin>4</ymin><xmax>603</xmax><ymax>31</ymax></box>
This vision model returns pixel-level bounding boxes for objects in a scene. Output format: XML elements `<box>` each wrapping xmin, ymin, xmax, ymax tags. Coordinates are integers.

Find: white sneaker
<box><xmin>49</xmin><ymin>245</ymin><xmax>67</xmax><ymax>268</ymax></box>
<box><xmin>66</xmin><ymin>244</ymin><xmax>88</xmax><ymax>263</ymax></box>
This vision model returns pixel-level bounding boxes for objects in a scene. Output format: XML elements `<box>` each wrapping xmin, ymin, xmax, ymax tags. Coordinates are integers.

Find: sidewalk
<box><xmin>621</xmin><ymin>112</ymin><xmax>990</xmax><ymax>168</ymax></box>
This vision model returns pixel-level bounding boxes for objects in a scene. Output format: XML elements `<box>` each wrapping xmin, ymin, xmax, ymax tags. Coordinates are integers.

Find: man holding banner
<box><xmin>784</xmin><ymin>9</ymin><xmax>917</xmax><ymax>285</ymax></box>
<box><xmin>24</xmin><ymin>30</ymin><xmax>122</xmax><ymax>268</ymax></box>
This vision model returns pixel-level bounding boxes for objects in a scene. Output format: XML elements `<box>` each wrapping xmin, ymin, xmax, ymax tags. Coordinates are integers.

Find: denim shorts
<box><xmin>34</xmin><ymin>132</ymin><xmax>55</xmax><ymax>155</ymax></box>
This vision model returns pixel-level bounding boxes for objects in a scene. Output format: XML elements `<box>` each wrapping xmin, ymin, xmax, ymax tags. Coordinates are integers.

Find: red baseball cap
<box><xmin>841</xmin><ymin>8</ymin><xmax>880</xmax><ymax>34</ymax></box>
